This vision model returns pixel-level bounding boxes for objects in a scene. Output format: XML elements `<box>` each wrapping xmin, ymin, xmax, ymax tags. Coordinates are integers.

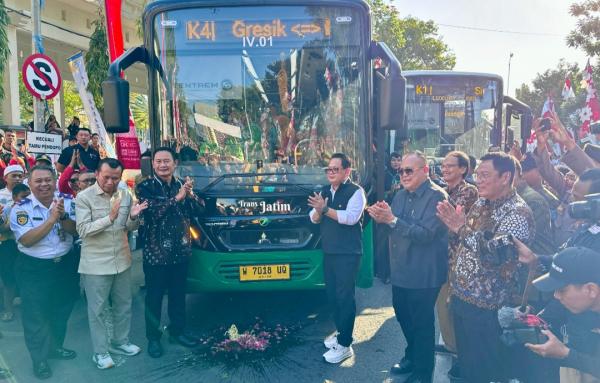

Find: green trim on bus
<box><xmin>187</xmin><ymin>221</ymin><xmax>374</xmax><ymax>291</ymax></box>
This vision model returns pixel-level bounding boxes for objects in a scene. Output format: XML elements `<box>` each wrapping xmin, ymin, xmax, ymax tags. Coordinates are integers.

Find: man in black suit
<box><xmin>368</xmin><ymin>151</ymin><xmax>449</xmax><ymax>383</ymax></box>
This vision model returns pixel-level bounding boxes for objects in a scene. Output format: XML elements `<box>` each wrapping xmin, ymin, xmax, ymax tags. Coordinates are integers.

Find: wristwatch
<box><xmin>388</xmin><ymin>216</ymin><xmax>398</xmax><ymax>228</ymax></box>
<box><xmin>321</xmin><ymin>206</ymin><xmax>330</xmax><ymax>215</ymax></box>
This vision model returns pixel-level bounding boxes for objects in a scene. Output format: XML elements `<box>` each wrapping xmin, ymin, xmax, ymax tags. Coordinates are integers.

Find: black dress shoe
<box><xmin>405</xmin><ymin>373</ymin><xmax>432</xmax><ymax>383</ymax></box>
<box><xmin>148</xmin><ymin>340</ymin><xmax>163</xmax><ymax>358</ymax></box>
<box><xmin>169</xmin><ymin>334</ymin><xmax>198</xmax><ymax>348</ymax></box>
<box><xmin>33</xmin><ymin>361</ymin><xmax>52</xmax><ymax>380</ymax></box>
<box><xmin>49</xmin><ymin>347</ymin><xmax>77</xmax><ymax>360</ymax></box>
<box><xmin>390</xmin><ymin>358</ymin><xmax>413</xmax><ymax>375</ymax></box>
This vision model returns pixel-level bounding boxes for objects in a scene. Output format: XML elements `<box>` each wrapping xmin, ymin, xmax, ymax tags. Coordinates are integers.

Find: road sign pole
<box><xmin>31</xmin><ymin>0</ymin><xmax>45</xmax><ymax>132</ymax></box>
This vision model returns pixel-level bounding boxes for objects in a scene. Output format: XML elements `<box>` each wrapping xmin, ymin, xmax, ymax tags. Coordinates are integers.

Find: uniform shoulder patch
<box><xmin>16</xmin><ymin>211</ymin><xmax>29</xmax><ymax>225</ymax></box>
<box><xmin>17</xmin><ymin>198</ymin><xmax>31</xmax><ymax>206</ymax></box>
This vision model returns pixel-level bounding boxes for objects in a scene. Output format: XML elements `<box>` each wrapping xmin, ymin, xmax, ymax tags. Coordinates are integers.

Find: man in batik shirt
<box><xmin>436</xmin><ymin>151</ymin><xmax>478</xmax><ymax>380</ymax></box>
<box><xmin>437</xmin><ymin>152</ymin><xmax>534</xmax><ymax>383</ymax></box>
<box><xmin>136</xmin><ymin>147</ymin><xmax>205</xmax><ymax>358</ymax></box>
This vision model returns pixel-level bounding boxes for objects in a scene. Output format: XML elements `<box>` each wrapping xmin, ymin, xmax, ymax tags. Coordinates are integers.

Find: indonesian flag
<box><xmin>562</xmin><ymin>77</ymin><xmax>575</xmax><ymax>100</ymax></box>
<box><xmin>526</xmin><ymin>96</ymin><xmax>555</xmax><ymax>152</ymax></box>
<box><xmin>578</xmin><ymin>59</ymin><xmax>600</xmax><ymax>138</ymax></box>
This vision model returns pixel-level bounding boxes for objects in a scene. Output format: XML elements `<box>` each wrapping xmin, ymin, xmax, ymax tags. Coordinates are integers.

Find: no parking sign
<box><xmin>21</xmin><ymin>53</ymin><xmax>62</xmax><ymax>100</ymax></box>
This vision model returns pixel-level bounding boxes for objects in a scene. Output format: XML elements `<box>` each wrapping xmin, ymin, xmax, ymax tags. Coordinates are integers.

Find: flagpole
<box><xmin>507</xmin><ymin>52</ymin><xmax>514</xmax><ymax>97</ymax></box>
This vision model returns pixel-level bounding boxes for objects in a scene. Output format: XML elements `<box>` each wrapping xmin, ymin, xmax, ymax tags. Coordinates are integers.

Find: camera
<box><xmin>569</xmin><ymin>193</ymin><xmax>600</xmax><ymax>220</ymax></box>
<box><xmin>591</xmin><ymin>121</ymin><xmax>600</xmax><ymax>135</ymax></box>
<box><xmin>540</xmin><ymin>118</ymin><xmax>552</xmax><ymax>132</ymax></box>
<box><xmin>498</xmin><ymin>306</ymin><xmax>549</xmax><ymax>347</ymax></box>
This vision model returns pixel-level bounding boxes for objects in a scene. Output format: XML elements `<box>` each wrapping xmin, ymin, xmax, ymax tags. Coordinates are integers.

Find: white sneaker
<box><xmin>109</xmin><ymin>342</ymin><xmax>141</xmax><ymax>356</ymax></box>
<box><xmin>323</xmin><ymin>344</ymin><xmax>354</xmax><ymax>364</ymax></box>
<box><xmin>92</xmin><ymin>353</ymin><xmax>115</xmax><ymax>369</ymax></box>
<box><xmin>324</xmin><ymin>334</ymin><xmax>339</xmax><ymax>349</ymax></box>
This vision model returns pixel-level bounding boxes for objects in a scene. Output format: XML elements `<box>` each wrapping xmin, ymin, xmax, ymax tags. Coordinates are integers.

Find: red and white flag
<box><xmin>578</xmin><ymin>59</ymin><xmax>600</xmax><ymax>139</ymax></box>
<box><xmin>562</xmin><ymin>77</ymin><xmax>575</xmax><ymax>100</ymax></box>
<box><xmin>526</xmin><ymin>96</ymin><xmax>555</xmax><ymax>152</ymax></box>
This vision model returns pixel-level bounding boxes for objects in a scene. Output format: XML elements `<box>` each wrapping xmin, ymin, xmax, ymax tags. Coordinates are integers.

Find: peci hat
<box><xmin>533</xmin><ymin>247</ymin><xmax>600</xmax><ymax>292</ymax></box>
<box><xmin>3</xmin><ymin>164</ymin><xmax>24</xmax><ymax>176</ymax></box>
<box><xmin>35</xmin><ymin>154</ymin><xmax>52</xmax><ymax>165</ymax></box>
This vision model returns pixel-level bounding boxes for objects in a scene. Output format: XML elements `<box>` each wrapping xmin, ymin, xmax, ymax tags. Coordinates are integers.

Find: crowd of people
<box><xmin>0</xmin><ymin>128</ymin><xmax>205</xmax><ymax>379</ymax></box>
<box><xmin>0</xmin><ymin>110</ymin><xmax>599</xmax><ymax>382</ymax></box>
<box><xmin>311</xmin><ymin>113</ymin><xmax>600</xmax><ymax>383</ymax></box>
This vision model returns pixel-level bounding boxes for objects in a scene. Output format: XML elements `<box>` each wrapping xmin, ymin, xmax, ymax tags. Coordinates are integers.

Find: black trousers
<box><xmin>374</xmin><ymin>226</ymin><xmax>390</xmax><ymax>280</ymax></box>
<box><xmin>323</xmin><ymin>253</ymin><xmax>361</xmax><ymax>347</ymax></box>
<box><xmin>144</xmin><ymin>261</ymin><xmax>188</xmax><ymax>340</ymax></box>
<box><xmin>392</xmin><ymin>285</ymin><xmax>440</xmax><ymax>377</ymax></box>
<box><xmin>451</xmin><ymin>297</ymin><xmax>508</xmax><ymax>383</ymax></box>
<box><xmin>14</xmin><ymin>252</ymin><xmax>78</xmax><ymax>364</ymax></box>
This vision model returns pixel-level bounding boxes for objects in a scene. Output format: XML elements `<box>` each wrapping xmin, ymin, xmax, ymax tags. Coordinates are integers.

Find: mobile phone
<box><xmin>540</xmin><ymin>118</ymin><xmax>552</xmax><ymax>132</ymax></box>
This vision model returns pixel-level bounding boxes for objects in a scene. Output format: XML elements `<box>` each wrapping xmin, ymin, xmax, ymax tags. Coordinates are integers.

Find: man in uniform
<box><xmin>9</xmin><ymin>165</ymin><xmax>78</xmax><ymax>380</ymax></box>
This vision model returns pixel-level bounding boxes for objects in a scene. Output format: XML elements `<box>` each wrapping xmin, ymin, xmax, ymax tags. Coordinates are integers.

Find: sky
<box><xmin>393</xmin><ymin>0</ymin><xmax>588</xmax><ymax>97</ymax></box>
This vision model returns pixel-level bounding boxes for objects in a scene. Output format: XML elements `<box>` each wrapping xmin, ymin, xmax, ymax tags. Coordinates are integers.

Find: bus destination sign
<box><xmin>414</xmin><ymin>84</ymin><xmax>485</xmax><ymax>102</ymax></box>
<box><xmin>185</xmin><ymin>18</ymin><xmax>331</xmax><ymax>45</ymax></box>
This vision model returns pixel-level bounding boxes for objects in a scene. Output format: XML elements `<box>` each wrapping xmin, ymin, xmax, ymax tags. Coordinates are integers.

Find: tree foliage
<box><xmin>85</xmin><ymin>16</ymin><xmax>110</xmax><ymax>114</ymax></box>
<box><xmin>567</xmin><ymin>0</ymin><xmax>600</xmax><ymax>57</ymax></box>
<box><xmin>0</xmin><ymin>0</ymin><xmax>10</xmax><ymax>102</ymax></box>
<box><xmin>514</xmin><ymin>59</ymin><xmax>600</xmax><ymax>129</ymax></box>
<box><xmin>368</xmin><ymin>0</ymin><xmax>456</xmax><ymax>70</ymax></box>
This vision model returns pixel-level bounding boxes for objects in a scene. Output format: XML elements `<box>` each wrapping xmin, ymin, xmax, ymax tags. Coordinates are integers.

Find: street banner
<box><xmin>26</xmin><ymin>132</ymin><xmax>62</xmax><ymax>154</ymax></box>
<box><xmin>115</xmin><ymin>115</ymin><xmax>141</xmax><ymax>169</ymax></box>
<box><xmin>67</xmin><ymin>51</ymin><xmax>116</xmax><ymax>158</ymax></box>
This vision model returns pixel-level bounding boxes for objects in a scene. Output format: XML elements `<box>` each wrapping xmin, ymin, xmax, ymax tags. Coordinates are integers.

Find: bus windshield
<box><xmin>151</xmin><ymin>5</ymin><xmax>367</xmax><ymax>191</ymax></box>
<box><xmin>390</xmin><ymin>75</ymin><xmax>500</xmax><ymax>159</ymax></box>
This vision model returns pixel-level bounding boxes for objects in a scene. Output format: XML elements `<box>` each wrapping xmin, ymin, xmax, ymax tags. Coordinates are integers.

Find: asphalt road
<box><xmin>0</xmin><ymin>251</ymin><xmax>452</xmax><ymax>383</ymax></box>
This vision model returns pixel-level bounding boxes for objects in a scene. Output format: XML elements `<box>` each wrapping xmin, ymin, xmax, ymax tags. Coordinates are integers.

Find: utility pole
<box><xmin>31</xmin><ymin>0</ymin><xmax>45</xmax><ymax>132</ymax></box>
<box><xmin>507</xmin><ymin>52</ymin><xmax>514</xmax><ymax>97</ymax></box>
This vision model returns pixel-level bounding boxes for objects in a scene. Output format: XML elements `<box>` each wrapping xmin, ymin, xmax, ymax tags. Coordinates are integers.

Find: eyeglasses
<box><xmin>398</xmin><ymin>167</ymin><xmax>422</xmax><ymax>176</ymax></box>
<box><xmin>324</xmin><ymin>167</ymin><xmax>341</xmax><ymax>174</ymax></box>
<box><xmin>81</xmin><ymin>178</ymin><xmax>96</xmax><ymax>185</ymax></box>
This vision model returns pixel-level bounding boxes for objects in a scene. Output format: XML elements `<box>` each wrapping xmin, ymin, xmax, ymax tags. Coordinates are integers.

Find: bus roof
<box><xmin>145</xmin><ymin>0</ymin><xmax>370</xmax><ymax>14</ymax></box>
<box><xmin>403</xmin><ymin>70</ymin><xmax>503</xmax><ymax>83</ymax></box>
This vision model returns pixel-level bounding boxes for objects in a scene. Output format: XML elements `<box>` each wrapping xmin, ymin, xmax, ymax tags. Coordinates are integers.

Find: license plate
<box><xmin>239</xmin><ymin>264</ymin><xmax>290</xmax><ymax>281</ymax></box>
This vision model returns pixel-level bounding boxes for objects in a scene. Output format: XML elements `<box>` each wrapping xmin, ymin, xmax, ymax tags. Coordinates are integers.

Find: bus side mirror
<box><xmin>102</xmin><ymin>75</ymin><xmax>130</xmax><ymax>133</ymax></box>
<box><xmin>372</xmin><ymin>42</ymin><xmax>407</xmax><ymax>136</ymax></box>
<box><xmin>376</xmin><ymin>70</ymin><xmax>406</xmax><ymax>132</ymax></box>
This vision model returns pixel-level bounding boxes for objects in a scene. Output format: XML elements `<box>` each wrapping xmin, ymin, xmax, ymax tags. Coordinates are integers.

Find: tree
<box><xmin>513</xmin><ymin>59</ymin><xmax>600</xmax><ymax>132</ymax></box>
<box><xmin>368</xmin><ymin>0</ymin><xmax>456</xmax><ymax>70</ymax></box>
<box><xmin>63</xmin><ymin>80</ymin><xmax>86</xmax><ymax>124</ymax></box>
<box><xmin>85</xmin><ymin>16</ymin><xmax>110</xmax><ymax>114</ymax></box>
<box><xmin>130</xmin><ymin>93</ymin><xmax>148</xmax><ymax>132</ymax></box>
<box><xmin>19</xmin><ymin>72</ymin><xmax>33</xmax><ymax>124</ymax></box>
<box><xmin>0</xmin><ymin>0</ymin><xmax>10</xmax><ymax>103</ymax></box>
<box><xmin>515</xmin><ymin>60</ymin><xmax>583</xmax><ymax>118</ymax></box>
<box><xmin>567</xmin><ymin>0</ymin><xmax>600</xmax><ymax>57</ymax></box>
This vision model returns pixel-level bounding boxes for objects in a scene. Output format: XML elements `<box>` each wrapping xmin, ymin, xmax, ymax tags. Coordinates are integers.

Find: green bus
<box><xmin>102</xmin><ymin>0</ymin><xmax>406</xmax><ymax>291</ymax></box>
<box><xmin>387</xmin><ymin>70</ymin><xmax>532</xmax><ymax>160</ymax></box>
